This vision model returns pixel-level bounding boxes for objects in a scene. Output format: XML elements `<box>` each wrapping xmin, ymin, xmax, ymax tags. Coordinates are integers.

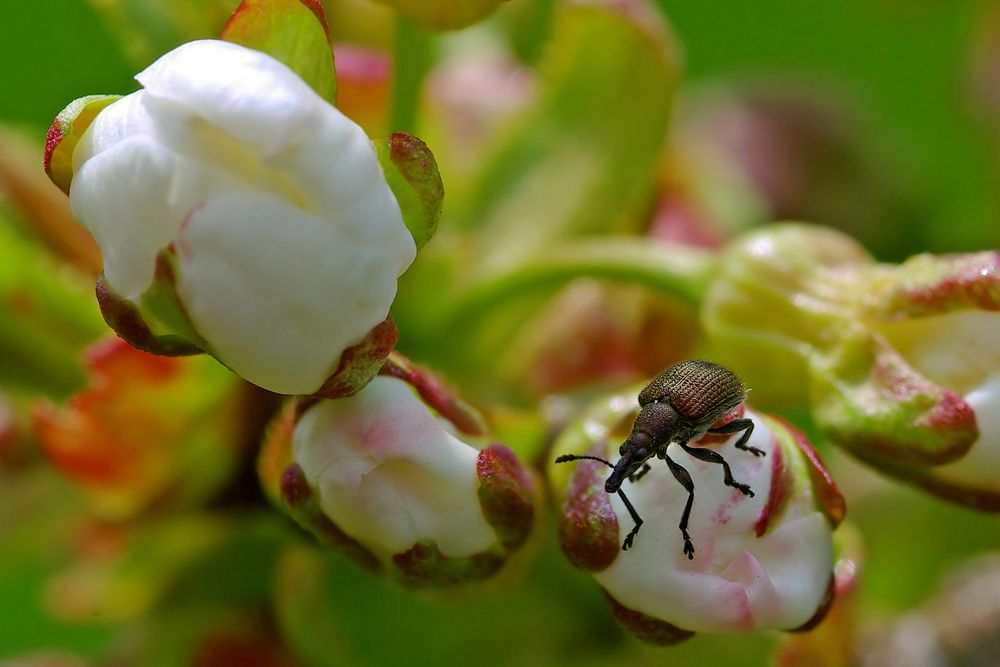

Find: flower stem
<box><xmin>445</xmin><ymin>238</ymin><xmax>719</xmax><ymax>328</ymax></box>
<box><xmin>389</xmin><ymin>17</ymin><xmax>432</xmax><ymax>134</ymax></box>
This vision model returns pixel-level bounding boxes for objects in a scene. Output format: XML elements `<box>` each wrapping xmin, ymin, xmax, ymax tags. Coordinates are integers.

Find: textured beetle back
<box><xmin>638</xmin><ymin>360</ymin><xmax>746</xmax><ymax>424</ymax></box>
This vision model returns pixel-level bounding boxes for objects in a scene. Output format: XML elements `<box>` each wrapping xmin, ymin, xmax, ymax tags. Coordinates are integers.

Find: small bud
<box><xmin>704</xmin><ymin>225</ymin><xmax>1000</xmax><ymax>509</ymax></box>
<box><xmin>550</xmin><ymin>389</ymin><xmax>841</xmax><ymax>640</ymax></box>
<box><xmin>260</xmin><ymin>356</ymin><xmax>537</xmax><ymax>586</ymax></box>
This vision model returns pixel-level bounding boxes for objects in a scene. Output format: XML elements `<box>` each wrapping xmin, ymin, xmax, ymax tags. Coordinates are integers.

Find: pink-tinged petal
<box><xmin>293</xmin><ymin>377</ymin><xmax>496</xmax><ymax>557</ymax></box>
<box><xmin>747</xmin><ymin>513</ymin><xmax>835</xmax><ymax>629</ymax></box>
<box><xmin>767</xmin><ymin>415</ymin><xmax>845</xmax><ymax>528</ymax></box>
<box><xmin>753</xmin><ymin>431</ymin><xmax>792</xmax><ymax>537</ymax></box>
<box><xmin>44</xmin><ymin>95</ymin><xmax>121</xmax><ymax>193</ymax></box>
<box><xmin>379</xmin><ymin>354</ymin><xmax>487</xmax><ymax>436</ymax></box>
<box><xmin>278</xmin><ymin>463</ymin><xmax>382</xmax><ymax>572</ymax></box>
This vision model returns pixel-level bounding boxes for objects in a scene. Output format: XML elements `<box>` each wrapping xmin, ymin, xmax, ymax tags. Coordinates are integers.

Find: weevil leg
<box><xmin>617</xmin><ymin>489</ymin><xmax>644</xmax><ymax>551</ymax></box>
<box><xmin>680</xmin><ymin>442</ymin><xmax>755</xmax><ymax>498</ymax></box>
<box><xmin>628</xmin><ymin>463</ymin><xmax>651</xmax><ymax>483</ymax></box>
<box><xmin>663</xmin><ymin>453</ymin><xmax>696</xmax><ymax>559</ymax></box>
<box><xmin>707</xmin><ymin>418</ymin><xmax>764</xmax><ymax>457</ymax></box>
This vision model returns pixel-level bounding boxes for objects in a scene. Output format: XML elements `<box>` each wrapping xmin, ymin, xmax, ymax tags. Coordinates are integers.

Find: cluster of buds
<box><xmin>704</xmin><ymin>224</ymin><xmax>1000</xmax><ymax>509</ymax></box>
<box><xmin>549</xmin><ymin>386</ymin><xmax>844</xmax><ymax>643</ymax></box>
<box><xmin>260</xmin><ymin>355</ymin><xmax>538</xmax><ymax>586</ymax></box>
<box><xmin>34</xmin><ymin>0</ymin><xmax>860</xmax><ymax>642</ymax></box>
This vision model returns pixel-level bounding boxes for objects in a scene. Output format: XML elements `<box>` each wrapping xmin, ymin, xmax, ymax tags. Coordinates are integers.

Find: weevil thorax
<box><xmin>605</xmin><ymin>401</ymin><xmax>679</xmax><ymax>493</ymax></box>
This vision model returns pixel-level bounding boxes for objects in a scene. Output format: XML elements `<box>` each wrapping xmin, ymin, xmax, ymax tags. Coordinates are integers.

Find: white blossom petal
<box><xmin>135</xmin><ymin>40</ymin><xmax>318</xmax><ymax>155</ymax></box>
<box><xmin>72</xmin><ymin>92</ymin><xmax>156</xmax><ymax>168</ymax></box>
<box><xmin>174</xmin><ymin>193</ymin><xmax>400</xmax><ymax>394</ymax></box>
<box><xmin>292</xmin><ymin>376</ymin><xmax>497</xmax><ymax>557</ymax></box>
<box><xmin>70</xmin><ymin>134</ymin><xmax>243</xmax><ymax>298</ymax></box>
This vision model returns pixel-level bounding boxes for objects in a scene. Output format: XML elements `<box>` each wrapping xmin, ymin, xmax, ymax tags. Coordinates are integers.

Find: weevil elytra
<box><xmin>556</xmin><ymin>360</ymin><xmax>765</xmax><ymax>559</ymax></box>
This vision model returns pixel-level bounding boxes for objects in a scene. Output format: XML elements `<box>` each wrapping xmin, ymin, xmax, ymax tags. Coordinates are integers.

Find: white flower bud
<box><xmin>553</xmin><ymin>394</ymin><xmax>841</xmax><ymax>640</ymax></box>
<box><xmin>294</xmin><ymin>376</ymin><xmax>496</xmax><ymax>557</ymax></box>
<box><xmin>67</xmin><ymin>40</ymin><xmax>415</xmax><ymax>394</ymax></box>
<box><xmin>273</xmin><ymin>367</ymin><xmax>537</xmax><ymax>586</ymax></box>
<box><xmin>596</xmin><ymin>411</ymin><xmax>832</xmax><ymax>632</ymax></box>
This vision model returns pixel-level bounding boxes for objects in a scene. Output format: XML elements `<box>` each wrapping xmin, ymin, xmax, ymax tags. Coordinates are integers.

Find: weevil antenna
<box><xmin>554</xmin><ymin>454</ymin><xmax>614</xmax><ymax>468</ymax></box>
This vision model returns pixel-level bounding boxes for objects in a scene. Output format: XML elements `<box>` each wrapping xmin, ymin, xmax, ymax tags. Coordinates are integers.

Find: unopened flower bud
<box><xmin>45</xmin><ymin>37</ymin><xmax>442</xmax><ymax>395</ymax></box>
<box><xmin>704</xmin><ymin>224</ymin><xmax>1000</xmax><ymax>508</ymax></box>
<box><xmin>550</xmin><ymin>389</ymin><xmax>842</xmax><ymax>641</ymax></box>
<box><xmin>260</xmin><ymin>355</ymin><xmax>538</xmax><ymax>586</ymax></box>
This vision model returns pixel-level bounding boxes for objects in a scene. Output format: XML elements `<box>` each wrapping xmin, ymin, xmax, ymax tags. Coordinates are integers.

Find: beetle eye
<box><xmin>619</xmin><ymin>444</ymin><xmax>627</xmax><ymax>455</ymax></box>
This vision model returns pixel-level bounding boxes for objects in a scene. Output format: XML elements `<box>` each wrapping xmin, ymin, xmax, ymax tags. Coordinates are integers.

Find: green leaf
<box><xmin>375</xmin><ymin>132</ymin><xmax>443</xmax><ymax>250</ymax></box>
<box><xmin>221</xmin><ymin>0</ymin><xmax>336</xmax><ymax>104</ymax></box>
<box><xmin>451</xmin><ymin>1</ymin><xmax>679</xmax><ymax>262</ymax></box>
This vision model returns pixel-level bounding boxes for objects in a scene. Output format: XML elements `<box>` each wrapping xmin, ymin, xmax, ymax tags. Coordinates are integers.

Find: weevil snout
<box><xmin>606</xmin><ymin>432</ymin><xmax>653</xmax><ymax>493</ymax></box>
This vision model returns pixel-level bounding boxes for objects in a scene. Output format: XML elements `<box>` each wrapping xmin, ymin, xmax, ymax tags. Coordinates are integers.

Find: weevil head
<box><xmin>605</xmin><ymin>402</ymin><xmax>679</xmax><ymax>493</ymax></box>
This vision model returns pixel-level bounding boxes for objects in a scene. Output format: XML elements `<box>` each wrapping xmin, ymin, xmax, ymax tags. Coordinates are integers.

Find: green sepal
<box><xmin>44</xmin><ymin>94</ymin><xmax>121</xmax><ymax>194</ymax></box>
<box><xmin>810</xmin><ymin>332</ymin><xmax>978</xmax><ymax>467</ymax></box>
<box><xmin>375</xmin><ymin>132</ymin><xmax>443</xmax><ymax>250</ymax></box>
<box><xmin>96</xmin><ymin>274</ymin><xmax>203</xmax><ymax>357</ymax></box>
<box><xmin>221</xmin><ymin>0</ymin><xmax>336</xmax><ymax>104</ymax></box>
<box><xmin>312</xmin><ymin>317</ymin><xmax>398</xmax><ymax>399</ymax></box>
<box><xmin>138</xmin><ymin>249</ymin><xmax>210</xmax><ymax>352</ymax></box>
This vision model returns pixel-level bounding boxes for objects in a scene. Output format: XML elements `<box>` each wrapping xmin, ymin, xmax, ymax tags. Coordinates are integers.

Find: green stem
<box><xmin>388</xmin><ymin>17</ymin><xmax>432</xmax><ymax>134</ymax></box>
<box><xmin>445</xmin><ymin>238</ymin><xmax>719</xmax><ymax>329</ymax></box>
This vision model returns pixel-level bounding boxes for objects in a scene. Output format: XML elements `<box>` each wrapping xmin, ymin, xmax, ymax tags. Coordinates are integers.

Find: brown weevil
<box><xmin>556</xmin><ymin>360</ymin><xmax>764</xmax><ymax>559</ymax></box>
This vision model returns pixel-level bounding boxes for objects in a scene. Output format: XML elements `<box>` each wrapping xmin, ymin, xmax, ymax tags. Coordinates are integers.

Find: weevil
<box><xmin>556</xmin><ymin>359</ymin><xmax>765</xmax><ymax>559</ymax></box>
